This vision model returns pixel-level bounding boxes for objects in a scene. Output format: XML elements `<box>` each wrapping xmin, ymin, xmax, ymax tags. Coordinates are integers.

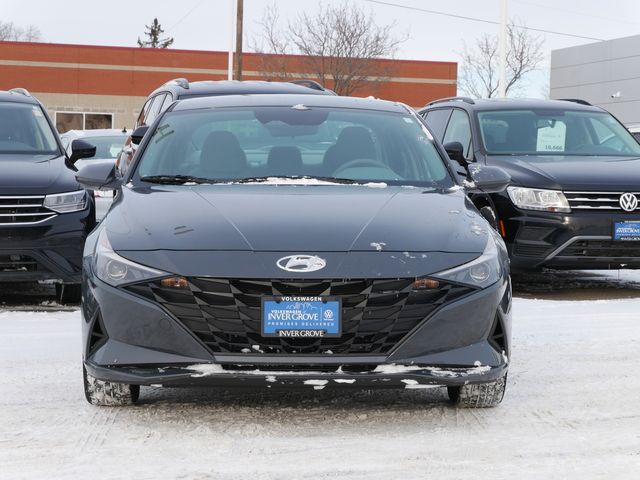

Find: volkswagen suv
<box><xmin>0</xmin><ymin>89</ymin><xmax>96</xmax><ymax>302</ymax></box>
<box><xmin>419</xmin><ymin>97</ymin><xmax>640</xmax><ymax>271</ymax></box>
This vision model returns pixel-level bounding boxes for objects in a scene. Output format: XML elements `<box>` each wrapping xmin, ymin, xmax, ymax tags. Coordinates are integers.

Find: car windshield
<box><xmin>477</xmin><ymin>109</ymin><xmax>640</xmax><ymax>157</ymax></box>
<box><xmin>0</xmin><ymin>102</ymin><xmax>58</xmax><ymax>155</ymax></box>
<box><xmin>134</xmin><ymin>105</ymin><xmax>453</xmax><ymax>188</ymax></box>
<box><xmin>78</xmin><ymin>135</ymin><xmax>125</xmax><ymax>159</ymax></box>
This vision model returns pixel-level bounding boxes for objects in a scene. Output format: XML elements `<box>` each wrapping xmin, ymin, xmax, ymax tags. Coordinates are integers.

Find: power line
<box><xmin>362</xmin><ymin>0</ymin><xmax>605</xmax><ymax>41</ymax></box>
<box><xmin>166</xmin><ymin>0</ymin><xmax>207</xmax><ymax>32</ymax></box>
<box><xmin>513</xmin><ymin>0</ymin><xmax>640</xmax><ymax>26</ymax></box>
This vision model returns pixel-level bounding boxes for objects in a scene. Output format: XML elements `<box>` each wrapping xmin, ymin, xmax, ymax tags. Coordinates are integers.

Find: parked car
<box><xmin>77</xmin><ymin>93</ymin><xmax>512</xmax><ymax>407</ymax></box>
<box><xmin>0</xmin><ymin>88</ymin><xmax>96</xmax><ymax>302</ymax></box>
<box><xmin>419</xmin><ymin>97</ymin><xmax>640</xmax><ymax>271</ymax></box>
<box><xmin>60</xmin><ymin>129</ymin><xmax>128</xmax><ymax>221</ymax></box>
<box><xmin>117</xmin><ymin>79</ymin><xmax>336</xmax><ymax>172</ymax></box>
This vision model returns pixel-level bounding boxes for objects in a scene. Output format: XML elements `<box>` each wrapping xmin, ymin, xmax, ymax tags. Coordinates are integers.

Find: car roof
<box><xmin>170</xmin><ymin>93</ymin><xmax>409</xmax><ymax>113</ymax></box>
<box><xmin>0</xmin><ymin>89</ymin><xmax>40</xmax><ymax>105</ymax></box>
<box><xmin>151</xmin><ymin>80</ymin><xmax>336</xmax><ymax>99</ymax></box>
<box><xmin>422</xmin><ymin>97</ymin><xmax>603</xmax><ymax>113</ymax></box>
<box><xmin>60</xmin><ymin>129</ymin><xmax>128</xmax><ymax>138</ymax></box>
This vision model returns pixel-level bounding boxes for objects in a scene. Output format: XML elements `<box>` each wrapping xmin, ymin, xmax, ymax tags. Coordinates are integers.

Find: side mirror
<box><xmin>69</xmin><ymin>139</ymin><xmax>96</xmax><ymax>164</ymax></box>
<box><xmin>131</xmin><ymin>125</ymin><xmax>149</xmax><ymax>145</ymax></box>
<box><xmin>467</xmin><ymin>165</ymin><xmax>511</xmax><ymax>193</ymax></box>
<box><xmin>443</xmin><ymin>141</ymin><xmax>468</xmax><ymax>168</ymax></box>
<box><xmin>76</xmin><ymin>160</ymin><xmax>121</xmax><ymax>190</ymax></box>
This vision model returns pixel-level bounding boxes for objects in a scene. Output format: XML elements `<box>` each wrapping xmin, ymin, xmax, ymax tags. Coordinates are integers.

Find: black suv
<box><xmin>419</xmin><ymin>97</ymin><xmax>640</xmax><ymax>271</ymax></box>
<box><xmin>118</xmin><ymin>78</ymin><xmax>336</xmax><ymax>170</ymax></box>
<box><xmin>0</xmin><ymin>89</ymin><xmax>96</xmax><ymax>301</ymax></box>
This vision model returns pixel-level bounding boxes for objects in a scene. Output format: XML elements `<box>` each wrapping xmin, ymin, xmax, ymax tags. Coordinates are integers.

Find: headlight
<box><xmin>43</xmin><ymin>190</ymin><xmax>88</xmax><ymax>213</ymax></box>
<box><xmin>507</xmin><ymin>186</ymin><xmax>570</xmax><ymax>213</ymax></box>
<box><xmin>93</xmin><ymin>229</ymin><xmax>166</xmax><ymax>287</ymax></box>
<box><xmin>433</xmin><ymin>231</ymin><xmax>503</xmax><ymax>288</ymax></box>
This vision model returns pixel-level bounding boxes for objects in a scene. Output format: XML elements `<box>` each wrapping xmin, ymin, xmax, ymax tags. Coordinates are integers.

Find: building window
<box><xmin>55</xmin><ymin>112</ymin><xmax>113</xmax><ymax>133</ymax></box>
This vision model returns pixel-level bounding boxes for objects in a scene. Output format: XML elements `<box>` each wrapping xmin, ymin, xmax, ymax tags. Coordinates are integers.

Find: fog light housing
<box><xmin>412</xmin><ymin>278</ymin><xmax>440</xmax><ymax>290</ymax></box>
<box><xmin>161</xmin><ymin>276</ymin><xmax>189</xmax><ymax>289</ymax></box>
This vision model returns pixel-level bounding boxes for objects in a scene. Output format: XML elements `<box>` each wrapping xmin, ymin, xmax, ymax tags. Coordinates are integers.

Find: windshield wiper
<box><xmin>235</xmin><ymin>175</ymin><xmax>359</xmax><ymax>184</ymax></box>
<box><xmin>139</xmin><ymin>175</ymin><xmax>217</xmax><ymax>185</ymax></box>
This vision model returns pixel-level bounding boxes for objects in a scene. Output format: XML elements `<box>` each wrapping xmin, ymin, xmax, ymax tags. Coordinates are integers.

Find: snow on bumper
<box><xmin>84</xmin><ymin>360</ymin><xmax>507</xmax><ymax>389</ymax></box>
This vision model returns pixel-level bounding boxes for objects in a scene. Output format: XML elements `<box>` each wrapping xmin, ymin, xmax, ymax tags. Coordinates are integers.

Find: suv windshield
<box><xmin>0</xmin><ymin>102</ymin><xmax>59</xmax><ymax>155</ymax></box>
<box><xmin>135</xmin><ymin>106</ymin><xmax>453</xmax><ymax>188</ymax></box>
<box><xmin>478</xmin><ymin>109</ymin><xmax>640</xmax><ymax>157</ymax></box>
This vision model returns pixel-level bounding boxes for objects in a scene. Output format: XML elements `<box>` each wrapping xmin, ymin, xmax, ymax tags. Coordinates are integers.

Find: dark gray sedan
<box><xmin>76</xmin><ymin>94</ymin><xmax>512</xmax><ymax>407</ymax></box>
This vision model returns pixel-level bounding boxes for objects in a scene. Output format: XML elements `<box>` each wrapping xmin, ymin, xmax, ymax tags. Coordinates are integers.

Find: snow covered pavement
<box><xmin>1</xmin><ymin>274</ymin><xmax>640</xmax><ymax>479</ymax></box>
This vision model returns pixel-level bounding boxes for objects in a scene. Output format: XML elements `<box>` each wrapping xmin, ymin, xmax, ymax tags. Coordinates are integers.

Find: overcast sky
<box><xmin>4</xmin><ymin>0</ymin><xmax>640</xmax><ymax>97</ymax></box>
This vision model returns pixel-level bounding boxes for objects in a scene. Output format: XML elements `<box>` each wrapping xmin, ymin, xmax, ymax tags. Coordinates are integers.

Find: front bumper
<box><xmin>84</xmin><ymin>360</ymin><xmax>508</xmax><ymax>389</ymax></box>
<box><xmin>497</xmin><ymin>201</ymin><xmax>640</xmax><ymax>270</ymax></box>
<box><xmin>82</xmin><ymin>271</ymin><xmax>512</xmax><ymax>388</ymax></box>
<box><xmin>0</xmin><ymin>210</ymin><xmax>92</xmax><ymax>283</ymax></box>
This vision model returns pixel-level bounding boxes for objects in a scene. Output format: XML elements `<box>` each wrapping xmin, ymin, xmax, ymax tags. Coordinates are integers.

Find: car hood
<box><xmin>486</xmin><ymin>154</ymin><xmax>640</xmax><ymax>190</ymax></box>
<box><xmin>106</xmin><ymin>185</ymin><xmax>488</xmax><ymax>254</ymax></box>
<box><xmin>0</xmin><ymin>154</ymin><xmax>81</xmax><ymax>195</ymax></box>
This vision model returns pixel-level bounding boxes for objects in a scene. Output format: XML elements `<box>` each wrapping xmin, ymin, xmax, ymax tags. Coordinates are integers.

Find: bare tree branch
<box><xmin>458</xmin><ymin>20</ymin><xmax>544</xmax><ymax>98</ymax></box>
<box><xmin>251</xmin><ymin>2</ymin><xmax>406</xmax><ymax>96</ymax></box>
<box><xmin>0</xmin><ymin>21</ymin><xmax>41</xmax><ymax>41</ymax></box>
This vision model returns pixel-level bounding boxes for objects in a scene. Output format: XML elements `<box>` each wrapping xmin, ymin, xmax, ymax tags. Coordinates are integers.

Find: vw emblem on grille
<box><xmin>277</xmin><ymin>255</ymin><xmax>326</xmax><ymax>273</ymax></box>
<box><xmin>619</xmin><ymin>193</ymin><xmax>639</xmax><ymax>212</ymax></box>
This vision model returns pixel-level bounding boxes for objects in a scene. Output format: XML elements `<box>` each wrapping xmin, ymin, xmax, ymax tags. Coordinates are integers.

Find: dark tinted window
<box><xmin>136</xmin><ymin>107</ymin><xmax>453</xmax><ymax>188</ymax></box>
<box><xmin>443</xmin><ymin>109</ymin><xmax>473</xmax><ymax>159</ymax></box>
<box><xmin>136</xmin><ymin>98</ymin><xmax>153</xmax><ymax>128</ymax></box>
<box><xmin>477</xmin><ymin>109</ymin><xmax>640</xmax><ymax>156</ymax></box>
<box><xmin>0</xmin><ymin>102</ymin><xmax>58</xmax><ymax>154</ymax></box>
<box><xmin>423</xmin><ymin>108</ymin><xmax>451</xmax><ymax>141</ymax></box>
<box><xmin>145</xmin><ymin>94</ymin><xmax>167</xmax><ymax>126</ymax></box>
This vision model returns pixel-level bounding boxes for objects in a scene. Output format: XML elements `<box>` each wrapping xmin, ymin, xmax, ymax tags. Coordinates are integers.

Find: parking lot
<box><xmin>1</xmin><ymin>270</ymin><xmax>639</xmax><ymax>480</ymax></box>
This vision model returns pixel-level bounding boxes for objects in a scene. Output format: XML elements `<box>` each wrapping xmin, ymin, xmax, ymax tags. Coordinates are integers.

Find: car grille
<box><xmin>126</xmin><ymin>278</ymin><xmax>475</xmax><ymax>355</ymax></box>
<box><xmin>0</xmin><ymin>254</ymin><xmax>39</xmax><ymax>272</ymax></box>
<box><xmin>0</xmin><ymin>196</ymin><xmax>56</xmax><ymax>225</ymax></box>
<box><xmin>564</xmin><ymin>191</ymin><xmax>640</xmax><ymax>211</ymax></box>
<box><xmin>558</xmin><ymin>239</ymin><xmax>640</xmax><ymax>258</ymax></box>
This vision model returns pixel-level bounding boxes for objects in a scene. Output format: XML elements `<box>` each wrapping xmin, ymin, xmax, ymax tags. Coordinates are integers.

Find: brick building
<box><xmin>0</xmin><ymin>41</ymin><xmax>457</xmax><ymax>132</ymax></box>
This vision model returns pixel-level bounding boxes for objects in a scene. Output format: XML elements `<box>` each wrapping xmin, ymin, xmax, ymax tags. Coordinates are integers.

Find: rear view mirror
<box><xmin>467</xmin><ymin>165</ymin><xmax>510</xmax><ymax>193</ymax></box>
<box><xmin>69</xmin><ymin>139</ymin><xmax>96</xmax><ymax>164</ymax></box>
<box><xmin>443</xmin><ymin>141</ymin><xmax>468</xmax><ymax>168</ymax></box>
<box><xmin>131</xmin><ymin>126</ymin><xmax>149</xmax><ymax>145</ymax></box>
<box><xmin>76</xmin><ymin>161</ymin><xmax>121</xmax><ymax>190</ymax></box>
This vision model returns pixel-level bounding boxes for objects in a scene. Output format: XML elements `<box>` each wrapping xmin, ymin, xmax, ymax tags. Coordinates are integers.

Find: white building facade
<box><xmin>550</xmin><ymin>34</ymin><xmax>640</xmax><ymax>126</ymax></box>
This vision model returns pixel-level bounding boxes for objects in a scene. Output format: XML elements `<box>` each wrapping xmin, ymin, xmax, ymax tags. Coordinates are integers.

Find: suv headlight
<box><xmin>93</xmin><ymin>229</ymin><xmax>166</xmax><ymax>287</ymax></box>
<box><xmin>507</xmin><ymin>186</ymin><xmax>570</xmax><ymax>213</ymax></box>
<box><xmin>433</xmin><ymin>231</ymin><xmax>504</xmax><ymax>289</ymax></box>
<box><xmin>43</xmin><ymin>190</ymin><xmax>88</xmax><ymax>213</ymax></box>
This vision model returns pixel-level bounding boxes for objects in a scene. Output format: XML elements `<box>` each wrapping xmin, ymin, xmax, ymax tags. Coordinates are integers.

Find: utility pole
<box><xmin>227</xmin><ymin>0</ymin><xmax>234</xmax><ymax>80</ymax></box>
<box><xmin>498</xmin><ymin>0</ymin><xmax>508</xmax><ymax>98</ymax></box>
<box><xmin>234</xmin><ymin>0</ymin><xmax>244</xmax><ymax>80</ymax></box>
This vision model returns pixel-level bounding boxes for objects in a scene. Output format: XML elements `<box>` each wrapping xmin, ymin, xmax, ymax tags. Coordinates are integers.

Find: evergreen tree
<box><xmin>137</xmin><ymin>18</ymin><xmax>174</xmax><ymax>48</ymax></box>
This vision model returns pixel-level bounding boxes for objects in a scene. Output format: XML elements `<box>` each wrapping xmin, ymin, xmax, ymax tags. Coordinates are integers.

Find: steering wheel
<box><xmin>333</xmin><ymin>158</ymin><xmax>392</xmax><ymax>176</ymax></box>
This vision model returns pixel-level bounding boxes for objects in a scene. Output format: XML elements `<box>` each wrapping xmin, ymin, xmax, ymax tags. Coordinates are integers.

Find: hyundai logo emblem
<box><xmin>619</xmin><ymin>193</ymin><xmax>639</xmax><ymax>212</ymax></box>
<box><xmin>277</xmin><ymin>255</ymin><xmax>326</xmax><ymax>273</ymax></box>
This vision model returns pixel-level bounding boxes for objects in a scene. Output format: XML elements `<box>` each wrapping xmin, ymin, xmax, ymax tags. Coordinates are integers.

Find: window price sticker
<box><xmin>536</xmin><ymin>121</ymin><xmax>566</xmax><ymax>152</ymax></box>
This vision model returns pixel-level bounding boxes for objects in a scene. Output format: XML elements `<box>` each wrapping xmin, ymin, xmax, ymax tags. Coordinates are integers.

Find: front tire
<box><xmin>83</xmin><ymin>366</ymin><xmax>140</xmax><ymax>406</ymax></box>
<box><xmin>447</xmin><ymin>374</ymin><xmax>507</xmax><ymax>408</ymax></box>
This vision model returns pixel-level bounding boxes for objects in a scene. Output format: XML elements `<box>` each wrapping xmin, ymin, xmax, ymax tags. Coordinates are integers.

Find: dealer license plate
<box><xmin>613</xmin><ymin>221</ymin><xmax>640</xmax><ymax>241</ymax></box>
<box><xmin>262</xmin><ymin>296</ymin><xmax>341</xmax><ymax>338</ymax></box>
